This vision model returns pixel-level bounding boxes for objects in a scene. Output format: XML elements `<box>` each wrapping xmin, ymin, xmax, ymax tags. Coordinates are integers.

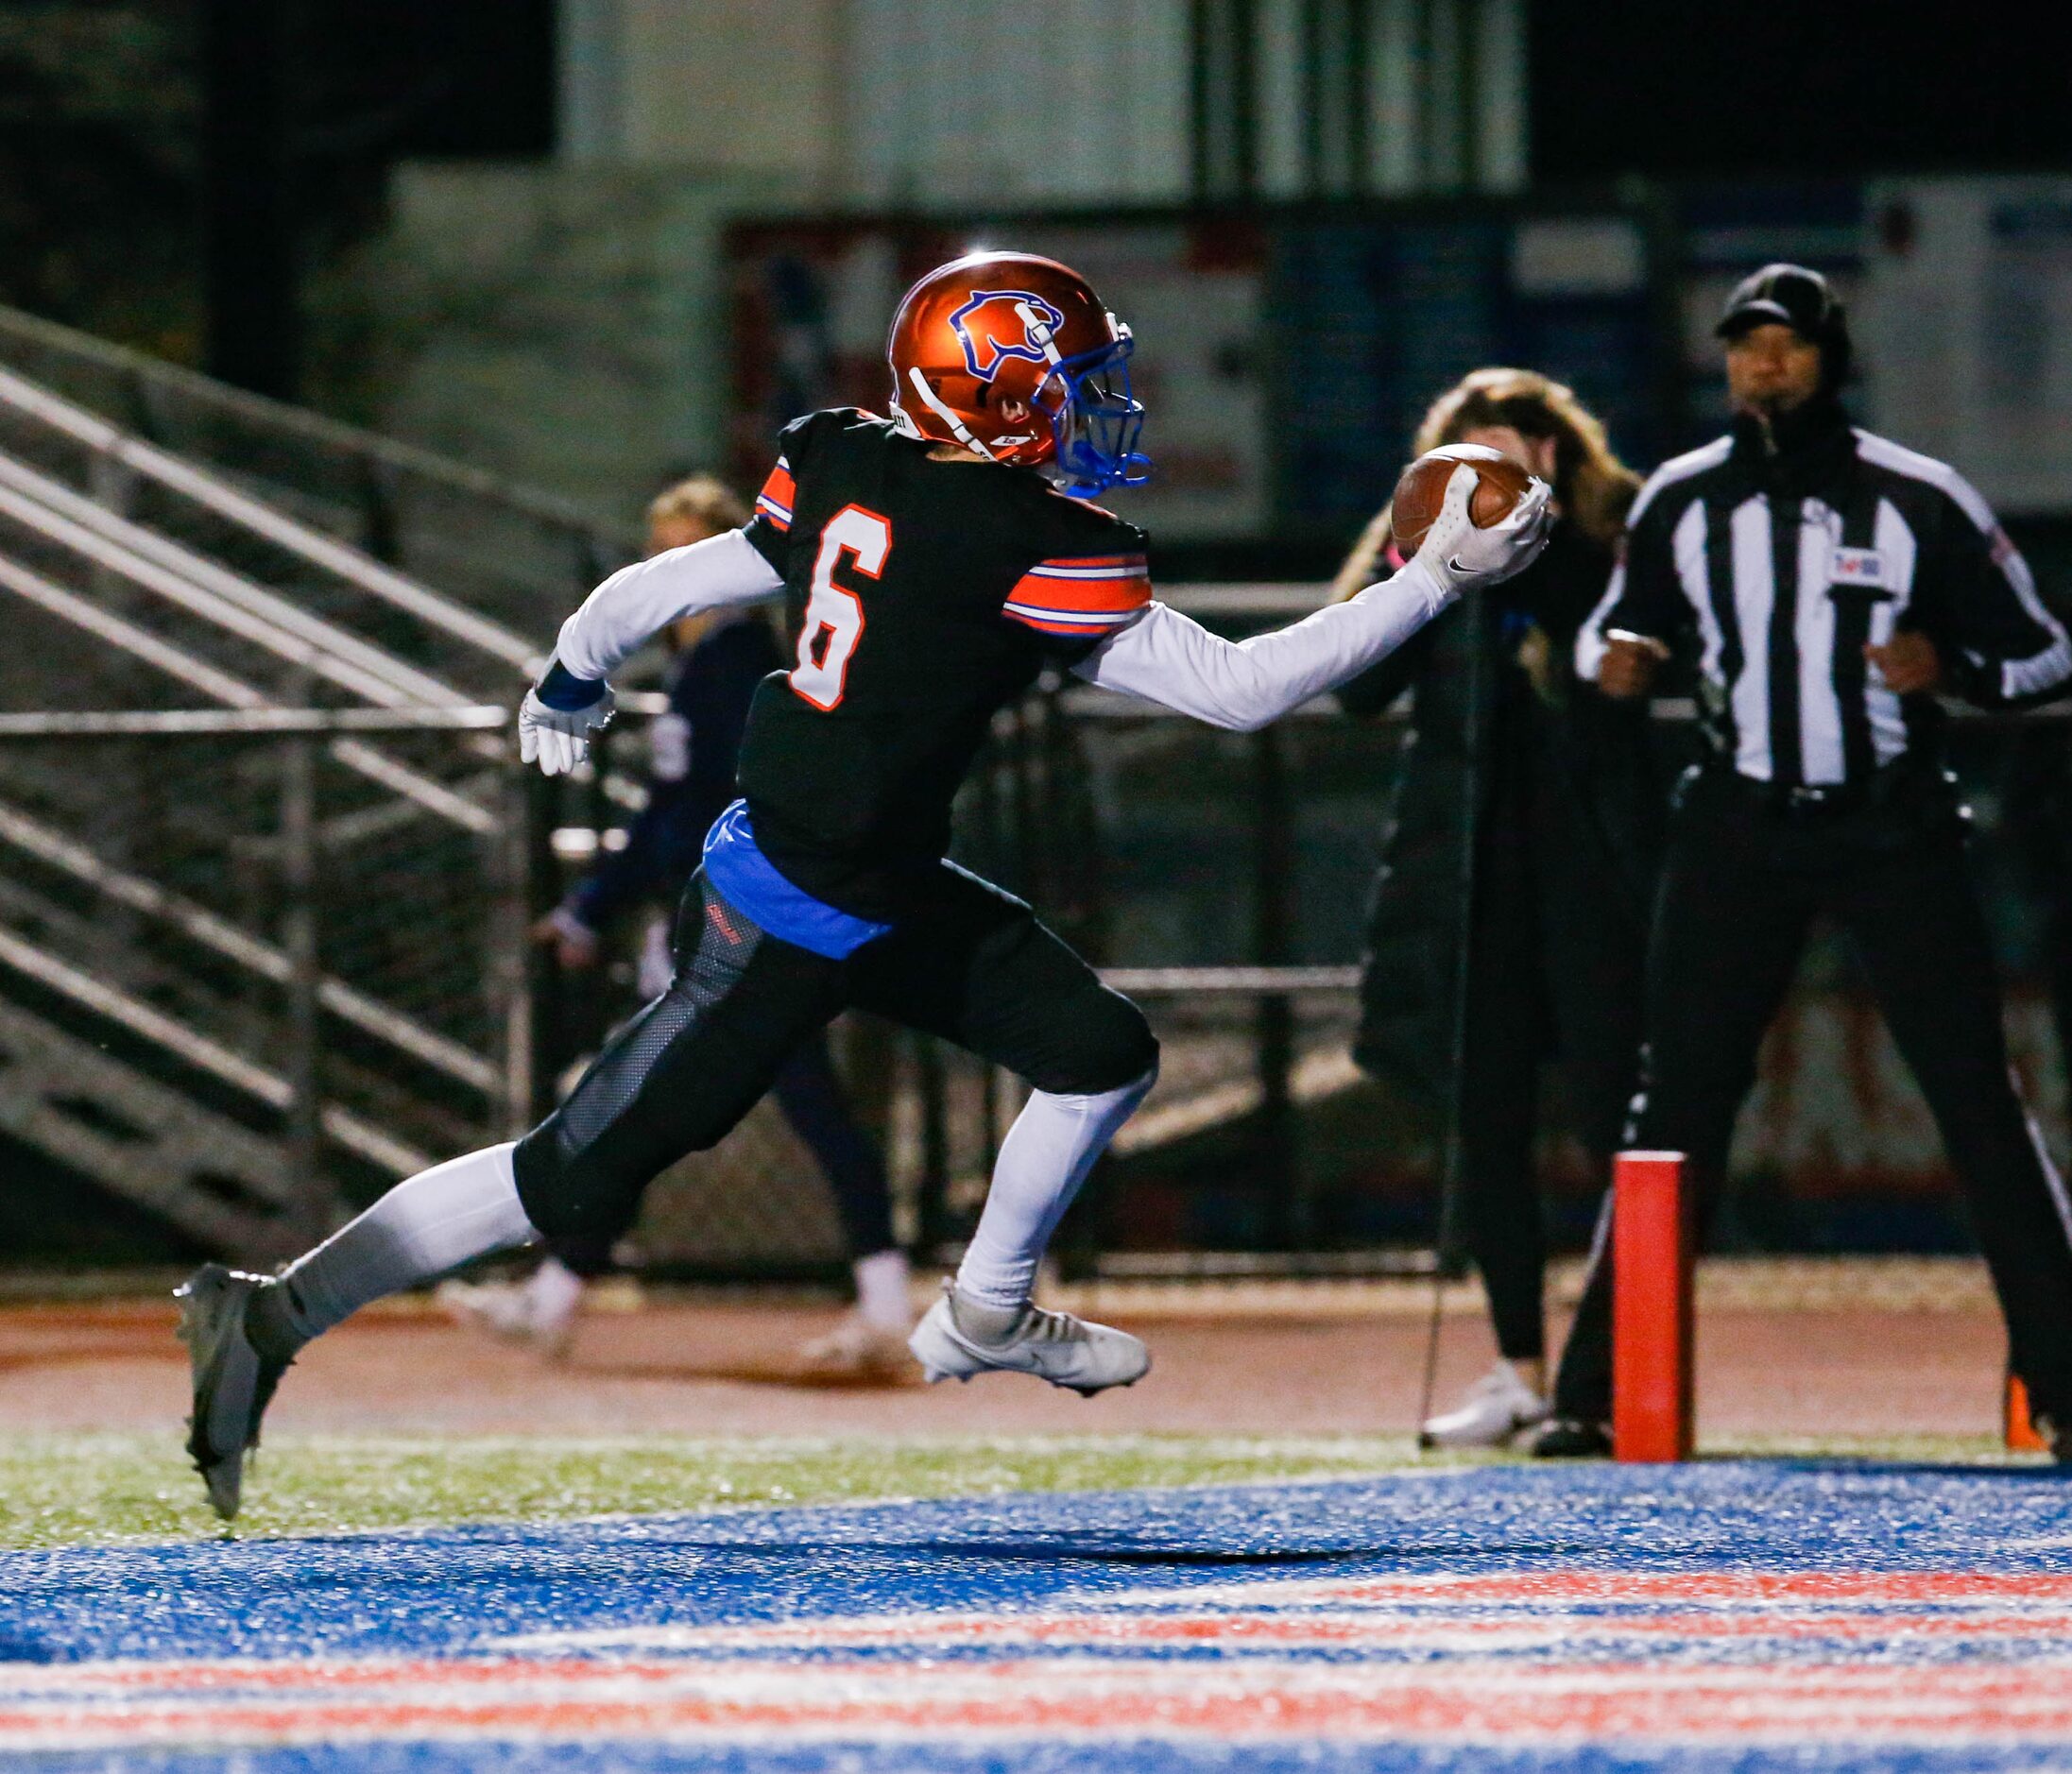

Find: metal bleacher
<box><xmin>0</xmin><ymin>303</ymin><xmax>1375</xmax><ymax>1277</ymax></box>
<box><xmin>0</xmin><ymin>307</ymin><xmax>594</xmax><ymax>1260</ymax></box>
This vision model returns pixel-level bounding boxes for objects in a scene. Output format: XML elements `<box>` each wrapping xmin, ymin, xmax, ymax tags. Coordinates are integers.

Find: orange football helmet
<box><xmin>886</xmin><ymin>250</ymin><xmax>1150</xmax><ymax>497</ymax></box>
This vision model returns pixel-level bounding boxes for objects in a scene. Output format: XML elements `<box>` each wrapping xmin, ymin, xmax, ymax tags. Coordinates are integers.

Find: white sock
<box><xmin>524</xmin><ymin>1254</ymin><xmax>587</xmax><ymax>1323</ymax></box>
<box><xmin>953</xmin><ymin>1066</ymin><xmax>1156</xmax><ymax>1310</ymax></box>
<box><xmin>852</xmin><ymin>1247</ymin><xmax>912</xmax><ymax>1329</ymax></box>
<box><xmin>268</xmin><ymin>1143</ymin><xmax>539</xmax><ymax>1348</ymax></box>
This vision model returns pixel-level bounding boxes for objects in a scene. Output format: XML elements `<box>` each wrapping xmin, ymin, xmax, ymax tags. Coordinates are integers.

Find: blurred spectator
<box><xmin>444</xmin><ymin>477</ymin><xmax>913</xmax><ymax>1373</ymax></box>
<box><xmin>1545</xmin><ymin>264</ymin><xmax>2072</xmax><ymax>1460</ymax></box>
<box><xmin>1335</xmin><ymin>368</ymin><xmax>1660</xmax><ymax>1448</ymax></box>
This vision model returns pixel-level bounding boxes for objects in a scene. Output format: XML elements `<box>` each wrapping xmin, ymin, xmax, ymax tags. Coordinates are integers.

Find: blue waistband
<box><xmin>700</xmin><ymin>801</ymin><xmax>893</xmax><ymax>959</ymax></box>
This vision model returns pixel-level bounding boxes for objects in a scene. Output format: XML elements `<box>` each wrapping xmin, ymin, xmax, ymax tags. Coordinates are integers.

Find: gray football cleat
<box><xmin>175</xmin><ymin>1263</ymin><xmax>291</xmax><ymax>1521</ymax></box>
<box><xmin>908</xmin><ymin>1284</ymin><xmax>1149</xmax><ymax>1397</ymax></box>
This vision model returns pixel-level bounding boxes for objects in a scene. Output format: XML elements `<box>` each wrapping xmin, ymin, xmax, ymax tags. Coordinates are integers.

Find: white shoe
<box><xmin>908</xmin><ymin>1284</ymin><xmax>1149</xmax><ymax>1396</ymax></box>
<box><xmin>795</xmin><ymin>1311</ymin><xmax>913</xmax><ymax>1377</ymax></box>
<box><xmin>1420</xmin><ymin>1360</ymin><xmax>1550</xmax><ymax>1450</ymax></box>
<box><xmin>437</xmin><ymin>1261</ymin><xmax>582</xmax><ymax>1358</ymax></box>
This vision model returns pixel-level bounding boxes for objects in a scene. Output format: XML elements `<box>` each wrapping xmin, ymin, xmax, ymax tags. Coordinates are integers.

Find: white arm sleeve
<box><xmin>1070</xmin><ymin>560</ymin><xmax>1453</xmax><ymax>732</ymax></box>
<box><xmin>552</xmin><ymin>529</ymin><xmax>786</xmax><ymax>682</ymax></box>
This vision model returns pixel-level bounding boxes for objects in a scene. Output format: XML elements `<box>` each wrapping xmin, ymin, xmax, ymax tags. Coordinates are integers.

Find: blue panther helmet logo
<box><xmin>948</xmin><ymin>290</ymin><xmax>1069</xmax><ymax>384</ymax></box>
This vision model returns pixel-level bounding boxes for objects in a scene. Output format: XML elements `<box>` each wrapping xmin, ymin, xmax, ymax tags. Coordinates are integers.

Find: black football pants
<box><xmin>1551</xmin><ymin>765</ymin><xmax>2072</xmax><ymax>1426</ymax></box>
<box><xmin>545</xmin><ymin>1029</ymin><xmax>895</xmax><ymax>1276</ymax></box>
<box><xmin>512</xmin><ymin>862</ymin><xmax>1158</xmax><ymax>1247</ymax></box>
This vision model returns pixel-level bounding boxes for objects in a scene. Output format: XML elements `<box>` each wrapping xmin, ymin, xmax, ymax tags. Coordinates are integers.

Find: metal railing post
<box><xmin>523</xmin><ymin>766</ymin><xmax>564</xmax><ymax>1122</ymax></box>
<box><xmin>86</xmin><ymin>446</ymin><xmax>134</xmax><ymax>606</ymax></box>
<box><xmin>1252</xmin><ymin>722</ymin><xmax>1301</xmax><ymax>1244</ymax></box>
<box><xmin>278</xmin><ymin>721</ymin><xmax>329</xmax><ymax>1247</ymax></box>
<box><xmin>916</xmin><ymin>1033</ymin><xmax>952</xmax><ymax>1258</ymax></box>
<box><xmin>494</xmin><ymin>756</ymin><xmax>538</xmax><ymax>1140</ymax></box>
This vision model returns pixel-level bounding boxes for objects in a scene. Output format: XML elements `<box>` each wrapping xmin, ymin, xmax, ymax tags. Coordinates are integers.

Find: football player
<box><xmin>177</xmin><ymin>250</ymin><xmax>1550</xmax><ymax>1518</ymax></box>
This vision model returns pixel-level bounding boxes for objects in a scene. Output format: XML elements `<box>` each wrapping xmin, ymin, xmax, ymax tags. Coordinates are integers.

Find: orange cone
<box><xmin>2007</xmin><ymin>1372</ymin><xmax>2047</xmax><ymax>1454</ymax></box>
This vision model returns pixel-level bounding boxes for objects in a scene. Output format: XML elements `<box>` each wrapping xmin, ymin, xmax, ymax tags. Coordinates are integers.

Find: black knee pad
<box><xmin>1041</xmin><ymin>989</ymin><xmax>1159</xmax><ymax>1096</ymax></box>
<box><xmin>512</xmin><ymin>1119</ymin><xmax>647</xmax><ymax>1247</ymax></box>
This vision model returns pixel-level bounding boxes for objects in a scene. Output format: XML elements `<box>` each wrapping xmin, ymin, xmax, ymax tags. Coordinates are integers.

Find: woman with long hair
<box><xmin>1338</xmin><ymin>368</ymin><xmax>1663</xmax><ymax>1447</ymax></box>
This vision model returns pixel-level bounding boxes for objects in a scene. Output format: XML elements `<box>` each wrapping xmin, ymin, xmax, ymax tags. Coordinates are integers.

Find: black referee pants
<box><xmin>511</xmin><ymin>862</ymin><xmax>1157</xmax><ymax>1247</ymax></box>
<box><xmin>1551</xmin><ymin>763</ymin><xmax>2072</xmax><ymax>1426</ymax></box>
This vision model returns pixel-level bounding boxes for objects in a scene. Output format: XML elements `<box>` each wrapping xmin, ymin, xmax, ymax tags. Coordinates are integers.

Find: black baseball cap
<box><xmin>1716</xmin><ymin>263</ymin><xmax>1842</xmax><ymax>342</ymax></box>
<box><xmin>1716</xmin><ymin>263</ymin><xmax>1851</xmax><ymax>381</ymax></box>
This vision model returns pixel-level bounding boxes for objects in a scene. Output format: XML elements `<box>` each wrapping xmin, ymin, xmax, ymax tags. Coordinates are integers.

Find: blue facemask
<box><xmin>1034</xmin><ymin>328</ymin><xmax>1153</xmax><ymax>499</ymax></box>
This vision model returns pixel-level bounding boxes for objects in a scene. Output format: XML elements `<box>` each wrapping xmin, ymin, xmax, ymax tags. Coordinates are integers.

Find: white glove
<box><xmin>519</xmin><ymin>682</ymin><xmax>616</xmax><ymax>776</ymax></box>
<box><xmin>1412</xmin><ymin>464</ymin><xmax>1553</xmax><ymax>600</ymax></box>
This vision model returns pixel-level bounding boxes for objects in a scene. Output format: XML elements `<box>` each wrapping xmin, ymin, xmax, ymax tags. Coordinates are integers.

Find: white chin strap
<box><xmin>1014</xmin><ymin>302</ymin><xmax>1068</xmax><ymax>370</ymax></box>
<box><xmin>1016</xmin><ymin>302</ymin><xmax>1070</xmax><ymax>418</ymax></box>
<box><xmin>905</xmin><ymin>366</ymin><xmax>995</xmax><ymax>460</ymax></box>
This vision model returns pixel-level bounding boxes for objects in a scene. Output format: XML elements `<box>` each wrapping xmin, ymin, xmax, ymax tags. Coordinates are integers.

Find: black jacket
<box><xmin>1343</xmin><ymin>521</ymin><xmax>1669</xmax><ymax>1103</ymax></box>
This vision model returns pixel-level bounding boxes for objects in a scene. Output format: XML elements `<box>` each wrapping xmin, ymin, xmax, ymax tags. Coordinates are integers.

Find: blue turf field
<box><xmin>4</xmin><ymin>1459</ymin><xmax>2071</xmax><ymax>1769</ymax></box>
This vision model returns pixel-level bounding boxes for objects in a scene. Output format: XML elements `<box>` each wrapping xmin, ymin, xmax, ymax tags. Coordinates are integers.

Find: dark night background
<box><xmin>1530</xmin><ymin>5</ymin><xmax>2063</xmax><ymax>180</ymax></box>
<box><xmin>0</xmin><ymin>1</ymin><xmax>2058</xmax><ymax>401</ymax></box>
<box><xmin>0</xmin><ymin>0</ymin><xmax>554</xmax><ymax>384</ymax></box>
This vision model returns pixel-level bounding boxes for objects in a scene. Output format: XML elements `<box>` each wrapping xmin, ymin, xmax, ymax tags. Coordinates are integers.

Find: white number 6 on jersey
<box><xmin>791</xmin><ymin>503</ymin><xmax>891</xmax><ymax>710</ymax></box>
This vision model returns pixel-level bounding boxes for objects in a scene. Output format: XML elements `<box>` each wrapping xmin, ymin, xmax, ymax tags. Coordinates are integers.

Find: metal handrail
<box><xmin>0</xmin><ymin>370</ymin><xmax>551</xmax><ymax>675</ymax></box>
<box><xmin>0</xmin><ymin>304</ymin><xmax>624</xmax><ymax>649</ymax></box>
<box><xmin>0</xmin><ymin>551</ymin><xmax>496</xmax><ymax>831</ymax></box>
<box><xmin>0</xmin><ymin>923</ymin><xmax>431</xmax><ymax>1176</ymax></box>
<box><xmin>0</xmin><ymin>796</ymin><xmax>499</xmax><ymax>1091</ymax></box>
<box><xmin>0</xmin><ymin>449</ymin><xmax>479</xmax><ymax>708</ymax></box>
<box><xmin>1057</xmin><ymin>685</ymin><xmax>1348</xmax><ymax>722</ymax></box>
<box><xmin>0</xmin><ymin>367</ymin><xmax>548</xmax><ymax>674</ymax></box>
<box><xmin>0</xmin><ymin>303</ymin><xmax>624</xmax><ymax>533</ymax></box>
<box><xmin>1162</xmin><ymin>584</ymin><xmax>1333</xmax><ymax>618</ymax></box>
<box><xmin>1098</xmin><ymin>965</ymin><xmax>1361</xmax><ymax>994</ymax></box>
<box><xmin>0</xmin><ymin>707</ymin><xmax>507</xmax><ymax>738</ymax></box>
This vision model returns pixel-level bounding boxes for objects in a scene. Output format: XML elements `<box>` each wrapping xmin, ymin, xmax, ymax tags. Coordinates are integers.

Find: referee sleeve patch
<box><xmin>754</xmin><ymin>458</ymin><xmax>796</xmax><ymax>532</ymax></box>
<box><xmin>1002</xmin><ymin>554</ymin><xmax>1151</xmax><ymax>636</ymax></box>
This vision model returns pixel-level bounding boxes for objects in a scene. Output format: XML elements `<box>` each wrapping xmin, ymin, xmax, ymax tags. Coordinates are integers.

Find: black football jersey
<box><xmin>738</xmin><ymin>407</ymin><xmax>1148</xmax><ymax>921</ymax></box>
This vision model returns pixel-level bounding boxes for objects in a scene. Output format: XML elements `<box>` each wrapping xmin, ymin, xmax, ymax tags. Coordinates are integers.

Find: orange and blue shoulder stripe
<box><xmin>754</xmin><ymin>458</ymin><xmax>796</xmax><ymax>532</ymax></box>
<box><xmin>1002</xmin><ymin>554</ymin><xmax>1151</xmax><ymax>637</ymax></box>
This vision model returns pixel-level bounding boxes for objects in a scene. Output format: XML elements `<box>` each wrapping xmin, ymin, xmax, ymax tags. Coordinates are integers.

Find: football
<box><xmin>1390</xmin><ymin>443</ymin><xmax>1536</xmax><ymax>553</ymax></box>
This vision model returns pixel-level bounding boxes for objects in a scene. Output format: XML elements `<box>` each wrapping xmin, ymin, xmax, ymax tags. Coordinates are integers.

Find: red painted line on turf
<box><xmin>9</xmin><ymin>1663</ymin><xmax>2072</xmax><ymax>1748</ymax></box>
<box><xmin>28</xmin><ymin>1603</ymin><xmax>2072</xmax><ymax>1700</ymax></box>
<box><xmin>44</xmin><ymin>1609</ymin><xmax>2072</xmax><ymax>1685</ymax></box>
<box><xmin>9</xmin><ymin>1568</ymin><xmax>2072</xmax><ymax>1753</ymax></box>
<box><xmin>1293</xmin><ymin>1572</ymin><xmax>2072</xmax><ymax>1604</ymax></box>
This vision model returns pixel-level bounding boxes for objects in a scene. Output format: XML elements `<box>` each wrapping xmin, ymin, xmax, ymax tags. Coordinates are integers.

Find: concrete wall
<box><xmin>315</xmin><ymin>161</ymin><xmax>792</xmax><ymax>521</ymax></box>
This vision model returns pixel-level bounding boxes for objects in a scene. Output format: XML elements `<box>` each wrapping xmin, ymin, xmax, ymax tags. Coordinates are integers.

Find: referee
<box><xmin>1539</xmin><ymin>264</ymin><xmax>2072</xmax><ymax>1460</ymax></box>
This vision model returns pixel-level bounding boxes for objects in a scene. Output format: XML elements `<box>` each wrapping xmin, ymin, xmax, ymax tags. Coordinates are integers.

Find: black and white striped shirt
<box><xmin>1579</xmin><ymin>415</ymin><xmax>2072</xmax><ymax>785</ymax></box>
